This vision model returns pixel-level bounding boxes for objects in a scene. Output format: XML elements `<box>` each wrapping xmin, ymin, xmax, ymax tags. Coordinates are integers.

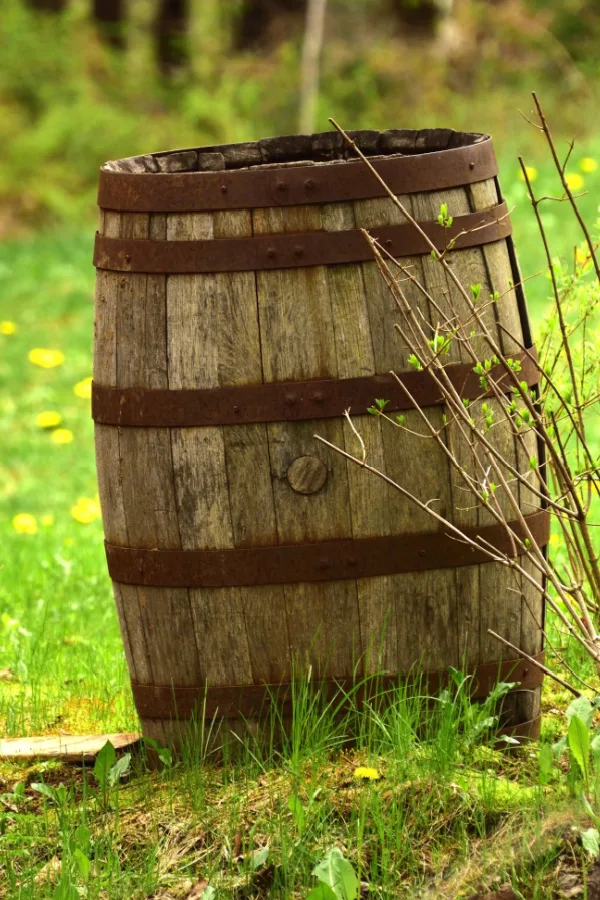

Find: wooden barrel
<box><xmin>92</xmin><ymin>129</ymin><xmax>548</xmax><ymax>749</ymax></box>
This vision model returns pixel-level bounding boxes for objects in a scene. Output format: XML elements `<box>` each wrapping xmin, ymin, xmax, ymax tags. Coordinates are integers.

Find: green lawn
<box><xmin>0</xmin><ymin>233</ymin><xmax>135</xmax><ymax>740</ymax></box>
<box><xmin>1</xmin><ymin>146</ymin><xmax>599</xmax><ymax>897</ymax></box>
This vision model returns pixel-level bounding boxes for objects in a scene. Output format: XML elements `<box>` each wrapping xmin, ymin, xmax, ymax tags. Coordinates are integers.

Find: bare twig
<box><xmin>487</xmin><ymin>630</ymin><xmax>581</xmax><ymax>697</ymax></box>
<box><xmin>532</xmin><ymin>91</ymin><xmax>600</xmax><ymax>283</ymax></box>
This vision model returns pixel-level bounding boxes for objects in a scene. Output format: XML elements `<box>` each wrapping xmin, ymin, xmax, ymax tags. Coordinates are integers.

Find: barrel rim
<box><xmin>97</xmin><ymin>132</ymin><xmax>497</xmax><ymax>212</ymax></box>
<box><xmin>101</xmin><ymin>128</ymin><xmax>492</xmax><ymax>174</ymax></box>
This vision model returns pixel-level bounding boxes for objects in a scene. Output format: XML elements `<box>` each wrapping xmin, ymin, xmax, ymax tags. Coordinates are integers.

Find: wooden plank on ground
<box><xmin>0</xmin><ymin>733</ymin><xmax>141</xmax><ymax>762</ymax></box>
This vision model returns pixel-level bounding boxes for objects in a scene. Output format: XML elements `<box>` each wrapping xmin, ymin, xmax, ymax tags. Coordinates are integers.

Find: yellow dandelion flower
<box><xmin>28</xmin><ymin>348</ymin><xmax>65</xmax><ymax>369</ymax></box>
<box><xmin>580</xmin><ymin>157</ymin><xmax>597</xmax><ymax>174</ymax></box>
<box><xmin>549</xmin><ymin>533</ymin><xmax>560</xmax><ymax>547</ymax></box>
<box><xmin>36</xmin><ymin>410</ymin><xmax>62</xmax><ymax>429</ymax></box>
<box><xmin>0</xmin><ymin>321</ymin><xmax>17</xmax><ymax>335</ymax></box>
<box><xmin>73</xmin><ymin>376</ymin><xmax>93</xmax><ymax>400</ymax></box>
<box><xmin>353</xmin><ymin>766</ymin><xmax>381</xmax><ymax>781</ymax></box>
<box><xmin>518</xmin><ymin>166</ymin><xmax>538</xmax><ymax>183</ymax></box>
<box><xmin>70</xmin><ymin>497</ymin><xmax>101</xmax><ymax>524</ymax></box>
<box><xmin>565</xmin><ymin>172</ymin><xmax>584</xmax><ymax>192</ymax></box>
<box><xmin>41</xmin><ymin>514</ymin><xmax>55</xmax><ymax>527</ymax></box>
<box><xmin>12</xmin><ymin>513</ymin><xmax>38</xmax><ymax>535</ymax></box>
<box><xmin>51</xmin><ymin>428</ymin><xmax>73</xmax><ymax>445</ymax></box>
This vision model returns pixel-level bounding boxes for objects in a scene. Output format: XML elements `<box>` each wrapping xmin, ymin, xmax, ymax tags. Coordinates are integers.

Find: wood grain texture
<box><xmin>517</xmin><ymin>419</ymin><xmax>544</xmax><ymax>725</ymax></box>
<box><xmin>165</xmin><ymin>209</ymin><xmax>254</xmax><ymax>717</ymax></box>
<box><xmin>253</xmin><ymin>202</ymin><xmax>361</xmax><ymax>678</ymax></box>
<box><xmin>468</xmin><ymin>180</ymin><xmax>524</xmax><ymax>355</ymax></box>
<box><xmin>367</xmin><ymin>191</ymin><xmax>462</xmax><ymax>676</ymax></box>
<box><xmin>94</xmin><ymin>208</ymin><xmax>167</xmax><ymax>746</ymax></box>
<box><xmin>0</xmin><ymin>733</ymin><xmax>140</xmax><ymax>762</ymax></box>
<box><xmin>287</xmin><ymin>456</ymin><xmax>328</xmax><ymax>494</ymax></box>
<box><xmin>213</xmin><ymin>209</ymin><xmax>289</xmax><ymax>689</ymax></box>
<box><xmin>321</xmin><ymin>199</ymin><xmax>399</xmax><ymax>673</ymax></box>
<box><xmin>517</xmin><ymin>555</ymin><xmax>543</xmax><ymax>724</ymax></box>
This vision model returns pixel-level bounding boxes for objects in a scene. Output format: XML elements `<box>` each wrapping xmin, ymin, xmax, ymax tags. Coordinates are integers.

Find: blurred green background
<box><xmin>1</xmin><ymin>0</ymin><xmax>600</xmax><ymax>230</ymax></box>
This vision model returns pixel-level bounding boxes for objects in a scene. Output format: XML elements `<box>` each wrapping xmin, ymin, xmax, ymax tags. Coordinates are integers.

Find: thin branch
<box><xmin>532</xmin><ymin>91</ymin><xmax>600</xmax><ymax>283</ymax></box>
<box><xmin>488</xmin><ymin>629</ymin><xmax>581</xmax><ymax>697</ymax></box>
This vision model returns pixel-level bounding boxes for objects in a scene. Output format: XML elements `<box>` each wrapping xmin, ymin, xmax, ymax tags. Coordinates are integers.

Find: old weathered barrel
<box><xmin>92</xmin><ymin>129</ymin><xmax>548</xmax><ymax>749</ymax></box>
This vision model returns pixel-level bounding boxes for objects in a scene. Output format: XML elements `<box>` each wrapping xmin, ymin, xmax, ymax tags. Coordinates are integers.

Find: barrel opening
<box><xmin>103</xmin><ymin>128</ymin><xmax>489</xmax><ymax>175</ymax></box>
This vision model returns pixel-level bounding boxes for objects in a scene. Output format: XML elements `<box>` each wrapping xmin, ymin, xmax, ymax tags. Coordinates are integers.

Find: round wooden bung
<box><xmin>286</xmin><ymin>456</ymin><xmax>328</xmax><ymax>495</ymax></box>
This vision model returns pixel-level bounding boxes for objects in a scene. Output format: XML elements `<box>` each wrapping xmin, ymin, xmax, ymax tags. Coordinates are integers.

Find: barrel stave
<box><xmin>253</xmin><ymin>201</ymin><xmax>362</xmax><ymax>678</ymax></box>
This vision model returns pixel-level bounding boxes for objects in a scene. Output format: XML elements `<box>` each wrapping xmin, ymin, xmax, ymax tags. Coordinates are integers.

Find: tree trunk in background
<box><xmin>93</xmin><ymin>0</ymin><xmax>126</xmax><ymax>49</ymax></box>
<box><xmin>392</xmin><ymin>0</ymin><xmax>452</xmax><ymax>38</ymax></box>
<box><xmin>298</xmin><ymin>0</ymin><xmax>327</xmax><ymax>134</ymax></box>
<box><xmin>24</xmin><ymin>0</ymin><xmax>69</xmax><ymax>11</ymax></box>
<box><xmin>155</xmin><ymin>0</ymin><xmax>190</xmax><ymax>76</ymax></box>
<box><xmin>234</xmin><ymin>0</ymin><xmax>306</xmax><ymax>51</ymax></box>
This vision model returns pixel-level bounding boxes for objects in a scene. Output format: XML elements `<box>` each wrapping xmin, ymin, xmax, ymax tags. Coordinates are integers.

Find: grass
<box><xmin>1</xmin><ymin>149</ymin><xmax>600</xmax><ymax>896</ymax></box>
<box><xmin>0</xmin><ymin>676</ymin><xmax>593</xmax><ymax>899</ymax></box>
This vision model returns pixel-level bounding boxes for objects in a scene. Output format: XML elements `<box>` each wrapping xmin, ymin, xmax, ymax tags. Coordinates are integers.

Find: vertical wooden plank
<box><xmin>94</xmin><ymin>208</ymin><xmax>168</xmax><ymax>745</ymax></box>
<box><xmin>467</xmin><ymin>180</ymin><xmax>524</xmax><ymax>355</ymax></box>
<box><xmin>467</xmin><ymin>179</ymin><xmax>541</xmax><ymax>722</ymax></box>
<box><xmin>212</xmin><ymin>209</ymin><xmax>290</xmax><ymax>685</ymax></box>
<box><xmin>476</xmin><ymin>399</ymin><xmax>523</xmax><ymax>702</ymax></box>
<box><xmin>253</xmin><ymin>203</ymin><xmax>361</xmax><ymax>679</ymax></box>
<box><xmin>165</xmin><ymin>211</ymin><xmax>254</xmax><ymax>701</ymax></box>
<box><xmin>114</xmin><ymin>212</ymin><xmax>201</xmax><ymax>748</ymax></box>
<box><xmin>518</xmin><ymin>418</ymin><xmax>544</xmax><ymax>726</ymax></box>
<box><xmin>413</xmin><ymin>186</ymin><xmax>498</xmax><ymax>362</ymax></box>
<box><xmin>517</xmin><ymin>556</ymin><xmax>543</xmax><ymax>725</ymax></box>
<box><xmin>322</xmin><ymin>201</ymin><xmax>399</xmax><ymax>673</ymax></box>
<box><xmin>353</xmin><ymin>195</ymin><xmax>432</xmax><ymax>372</ymax></box>
<box><xmin>94</xmin><ymin>211</ymin><xmax>127</xmax><ymax>547</ymax></box>
<box><xmin>409</xmin><ymin>186</ymin><xmax>512</xmax><ymax>678</ymax></box>
<box><xmin>353</xmin><ymin>193</ymin><xmax>460</xmax><ymax>678</ymax></box>
<box><xmin>444</xmin><ymin>393</ymin><xmax>480</xmax><ymax>670</ymax></box>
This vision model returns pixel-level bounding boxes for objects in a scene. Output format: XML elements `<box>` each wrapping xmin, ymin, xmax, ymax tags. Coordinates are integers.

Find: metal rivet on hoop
<box><xmin>220</xmin><ymin>184</ymin><xmax>228</xmax><ymax>193</ymax></box>
<box><xmin>311</xmin><ymin>391</ymin><xmax>325</xmax><ymax>403</ymax></box>
<box><xmin>469</xmin><ymin>162</ymin><xmax>476</xmax><ymax>170</ymax></box>
<box><xmin>284</xmin><ymin>393</ymin><xmax>297</xmax><ymax>405</ymax></box>
<box><xmin>304</xmin><ymin>178</ymin><xmax>315</xmax><ymax>190</ymax></box>
<box><xmin>294</xmin><ymin>246</ymin><xmax>304</xmax><ymax>258</ymax></box>
<box><xmin>267</xmin><ymin>248</ymin><xmax>276</xmax><ymax>259</ymax></box>
<box><xmin>276</xmin><ymin>181</ymin><xmax>287</xmax><ymax>191</ymax></box>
